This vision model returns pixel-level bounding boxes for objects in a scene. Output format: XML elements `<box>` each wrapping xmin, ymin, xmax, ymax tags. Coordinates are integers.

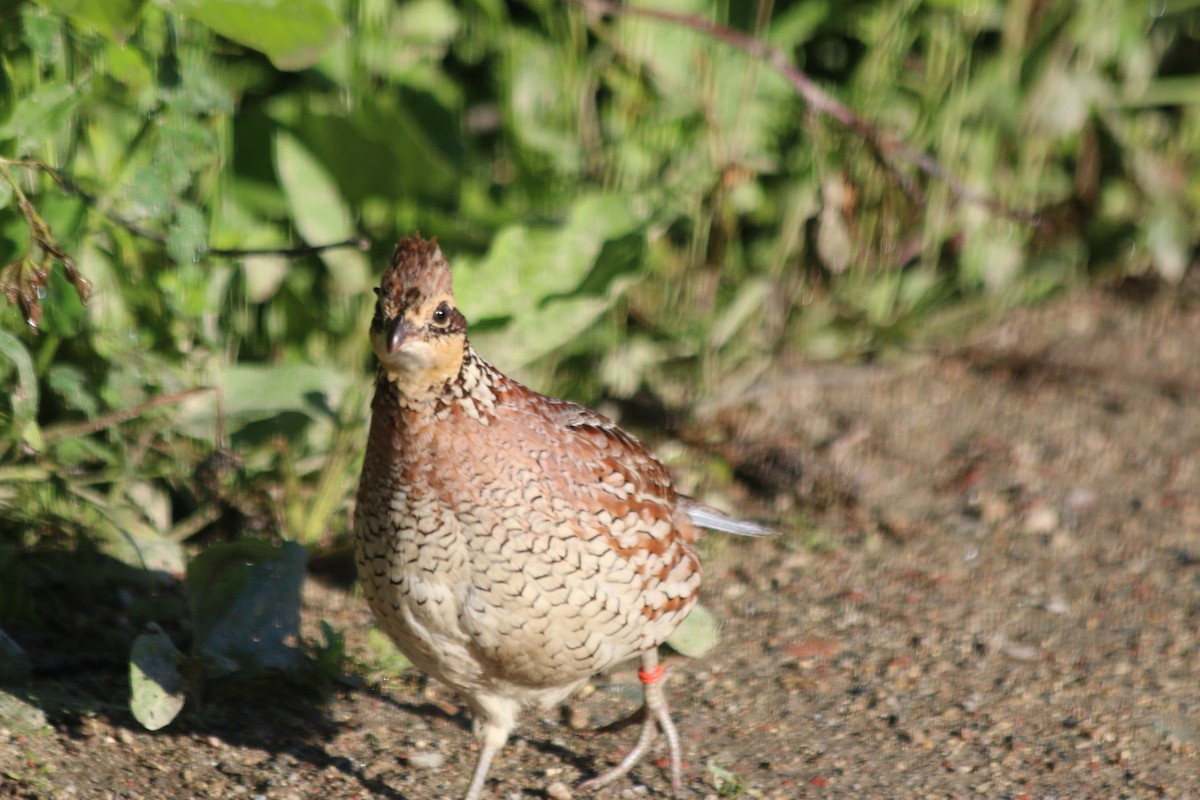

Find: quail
<box><xmin>354</xmin><ymin>235</ymin><xmax>768</xmax><ymax>799</ymax></box>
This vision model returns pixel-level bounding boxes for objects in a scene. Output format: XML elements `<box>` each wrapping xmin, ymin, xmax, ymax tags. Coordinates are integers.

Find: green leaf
<box><xmin>102</xmin><ymin>526</ymin><xmax>188</xmax><ymax>575</ymax></box>
<box><xmin>186</xmin><ymin>539</ymin><xmax>307</xmax><ymax>672</ymax></box>
<box><xmin>456</xmin><ymin>193</ymin><xmax>644</xmax><ymax>323</ymax></box>
<box><xmin>665</xmin><ymin>603</ymin><xmax>719</xmax><ymax>659</ymax></box>
<box><xmin>171</xmin><ymin>0</ymin><xmax>339</xmax><ymax>71</ymax></box>
<box><xmin>274</xmin><ymin>130</ymin><xmax>369</xmax><ymax>295</ymax></box>
<box><xmin>0</xmin><ymin>82</ymin><xmax>80</xmax><ymax>152</ymax></box>
<box><xmin>129</xmin><ymin>630</ymin><xmax>186</xmax><ymax>731</ymax></box>
<box><xmin>455</xmin><ymin>194</ymin><xmax>647</xmax><ymax>369</ymax></box>
<box><xmin>0</xmin><ymin>330</ymin><xmax>42</xmax><ymax>452</ymax></box>
<box><xmin>166</xmin><ymin>203</ymin><xmax>208</xmax><ymax>264</ymax></box>
<box><xmin>707</xmin><ymin>762</ymin><xmax>745</xmax><ymax>797</ymax></box>
<box><xmin>46</xmin><ymin>364</ymin><xmax>100</xmax><ymax>416</ymax></box>
<box><xmin>367</xmin><ymin>627</ymin><xmax>413</xmax><ymax>676</ymax></box>
<box><xmin>179</xmin><ymin>362</ymin><xmax>351</xmax><ymax>435</ymax></box>
<box><xmin>35</xmin><ymin>0</ymin><xmax>148</xmax><ymax>42</ymax></box>
<box><xmin>710</xmin><ymin>277</ymin><xmax>772</xmax><ymax>351</ymax></box>
<box><xmin>472</xmin><ymin>292</ymin><xmax>616</xmax><ymax>372</ymax></box>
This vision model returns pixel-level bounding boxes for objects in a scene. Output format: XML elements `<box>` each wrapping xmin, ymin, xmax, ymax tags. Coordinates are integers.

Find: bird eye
<box><xmin>432</xmin><ymin>302</ymin><xmax>452</xmax><ymax>326</ymax></box>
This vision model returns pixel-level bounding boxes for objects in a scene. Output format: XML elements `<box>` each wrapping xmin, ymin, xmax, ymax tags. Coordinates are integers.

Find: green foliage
<box><xmin>129</xmin><ymin>628</ymin><xmax>186</xmax><ymax>730</ymax></box>
<box><xmin>665</xmin><ymin>602</ymin><xmax>719</xmax><ymax>658</ymax></box>
<box><xmin>365</xmin><ymin>625</ymin><xmax>415</xmax><ymax>682</ymax></box>
<box><xmin>0</xmin><ymin>0</ymin><xmax>1197</xmax><ymax>692</ymax></box>
<box><xmin>707</xmin><ymin>762</ymin><xmax>746</xmax><ymax>798</ymax></box>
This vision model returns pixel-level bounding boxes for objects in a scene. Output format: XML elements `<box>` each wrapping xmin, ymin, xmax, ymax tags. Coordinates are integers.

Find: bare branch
<box><xmin>42</xmin><ymin>387</ymin><xmax>213</xmax><ymax>445</ymax></box>
<box><xmin>2</xmin><ymin>158</ymin><xmax>371</xmax><ymax>262</ymax></box>
<box><xmin>570</xmin><ymin>0</ymin><xmax>1041</xmax><ymax>225</ymax></box>
<box><xmin>208</xmin><ymin>238</ymin><xmax>371</xmax><ymax>259</ymax></box>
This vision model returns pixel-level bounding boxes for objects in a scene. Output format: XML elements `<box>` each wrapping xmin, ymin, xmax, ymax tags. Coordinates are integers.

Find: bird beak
<box><xmin>386</xmin><ymin>317</ymin><xmax>412</xmax><ymax>354</ymax></box>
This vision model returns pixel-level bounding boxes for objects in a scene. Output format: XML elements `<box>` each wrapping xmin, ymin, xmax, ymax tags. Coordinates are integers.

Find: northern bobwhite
<box><xmin>354</xmin><ymin>235</ymin><xmax>768</xmax><ymax>799</ymax></box>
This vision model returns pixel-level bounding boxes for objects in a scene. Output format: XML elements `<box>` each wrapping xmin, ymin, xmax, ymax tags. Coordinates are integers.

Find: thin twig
<box><xmin>208</xmin><ymin>238</ymin><xmax>371</xmax><ymax>258</ymax></box>
<box><xmin>2</xmin><ymin>158</ymin><xmax>372</xmax><ymax>259</ymax></box>
<box><xmin>42</xmin><ymin>386</ymin><xmax>212</xmax><ymax>445</ymax></box>
<box><xmin>571</xmin><ymin>0</ymin><xmax>1041</xmax><ymax>225</ymax></box>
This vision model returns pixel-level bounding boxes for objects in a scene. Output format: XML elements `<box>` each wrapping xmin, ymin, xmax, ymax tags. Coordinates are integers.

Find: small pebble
<box><xmin>1003</xmin><ymin>644</ymin><xmax>1039</xmax><ymax>662</ymax></box>
<box><xmin>1066</xmin><ymin>487</ymin><xmax>1097</xmax><ymax>510</ymax></box>
<box><xmin>546</xmin><ymin>780</ymin><xmax>573</xmax><ymax>800</ymax></box>
<box><xmin>1045</xmin><ymin>596</ymin><xmax>1069</xmax><ymax>614</ymax></box>
<box><xmin>1022</xmin><ymin>504</ymin><xmax>1058</xmax><ymax>535</ymax></box>
<box><xmin>565</xmin><ymin>705</ymin><xmax>589</xmax><ymax>730</ymax></box>
<box><xmin>406</xmin><ymin>751</ymin><xmax>445</xmax><ymax>770</ymax></box>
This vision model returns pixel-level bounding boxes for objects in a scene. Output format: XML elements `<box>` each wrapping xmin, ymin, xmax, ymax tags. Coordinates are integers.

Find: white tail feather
<box><xmin>681</xmin><ymin>498</ymin><xmax>774</xmax><ymax>537</ymax></box>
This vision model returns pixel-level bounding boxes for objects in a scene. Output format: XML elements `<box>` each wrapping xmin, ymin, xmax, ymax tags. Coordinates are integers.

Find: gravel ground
<box><xmin>2</xmin><ymin>288</ymin><xmax>1199</xmax><ymax>799</ymax></box>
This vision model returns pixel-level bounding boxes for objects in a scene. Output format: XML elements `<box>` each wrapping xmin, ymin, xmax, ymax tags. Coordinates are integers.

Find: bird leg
<box><xmin>464</xmin><ymin>716</ymin><xmax>509</xmax><ymax>800</ymax></box>
<box><xmin>578</xmin><ymin>650</ymin><xmax>683</xmax><ymax>796</ymax></box>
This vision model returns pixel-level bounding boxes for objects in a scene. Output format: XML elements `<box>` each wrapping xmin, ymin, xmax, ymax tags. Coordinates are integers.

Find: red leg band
<box><xmin>638</xmin><ymin>663</ymin><xmax>665</xmax><ymax>685</ymax></box>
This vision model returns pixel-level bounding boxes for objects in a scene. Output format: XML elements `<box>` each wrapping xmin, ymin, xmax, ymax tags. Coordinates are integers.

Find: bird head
<box><xmin>370</xmin><ymin>235</ymin><xmax>468</xmax><ymax>393</ymax></box>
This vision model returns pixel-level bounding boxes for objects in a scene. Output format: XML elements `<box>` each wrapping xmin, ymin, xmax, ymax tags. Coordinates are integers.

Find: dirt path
<box><xmin>3</xmin><ymin>289</ymin><xmax>1198</xmax><ymax>799</ymax></box>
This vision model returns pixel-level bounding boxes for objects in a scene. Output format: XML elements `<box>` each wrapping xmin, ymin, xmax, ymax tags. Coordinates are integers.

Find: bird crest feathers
<box><xmin>377</xmin><ymin>234</ymin><xmax>455</xmax><ymax>318</ymax></box>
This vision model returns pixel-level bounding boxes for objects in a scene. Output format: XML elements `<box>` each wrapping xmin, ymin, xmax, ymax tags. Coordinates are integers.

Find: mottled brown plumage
<box><xmin>354</xmin><ymin>235</ymin><xmax>767</xmax><ymax>799</ymax></box>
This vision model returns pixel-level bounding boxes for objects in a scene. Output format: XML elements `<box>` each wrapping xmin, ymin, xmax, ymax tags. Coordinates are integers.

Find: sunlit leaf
<box><xmin>455</xmin><ymin>193</ymin><xmax>645</xmax><ymax>322</ymax></box>
<box><xmin>129</xmin><ymin>630</ymin><xmax>186</xmax><ymax>731</ymax></box>
<box><xmin>274</xmin><ymin>130</ymin><xmax>370</xmax><ymax>295</ymax></box>
<box><xmin>0</xmin><ymin>83</ymin><xmax>80</xmax><ymax>152</ymax></box>
<box><xmin>35</xmin><ymin>0</ymin><xmax>147</xmax><ymax>42</ymax></box>
<box><xmin>171</xmin><ymin>0</ymin><xmax>339</xmax><ymax>71</ymax></box>
<box><xmin>367</xmin><ymin>627</ymin><xmax>414</xmax><ymax>677</ymax></box>
<box><xmin>666</xmin><ymin>603</ymin><xmax>719</xmax><ymax>658</ymax></box>
<box><xmin>166</xmin><ymin>203</ymin><xmax>208</xmax><ymax>265</ymax></box>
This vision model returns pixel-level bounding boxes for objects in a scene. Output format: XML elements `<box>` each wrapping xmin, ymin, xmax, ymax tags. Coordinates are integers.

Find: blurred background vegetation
<box><xmin>1</xmin><ymin>0</ymin><xmax>1198</xmax><ymax>714</ymax></box>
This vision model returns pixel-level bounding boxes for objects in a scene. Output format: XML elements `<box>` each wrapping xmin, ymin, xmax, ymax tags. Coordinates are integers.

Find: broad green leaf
<box><xmin>665</xmin><ymin>603</ymin><xmax>719</xmax><ymax>659</ymax></box>
<box><xmin>166</xmin><ymin>203</ymin><xmax>208</xmax><ymax>265</ymax></box>
<box><xmin>221</xmin><ymin>363</ymin><xmax>349</xmax><ymax>417</ymax></box>
<box><xmin>129</xmin><ymin>630</ymin><xmax>186</xmax><ymax>731</ymax></box>
<box><xmin>274</xmin><ymin>130</ymin><xmax>369</xmax><ymax>295</ymax></box>
<box><xmin>103</xmin><ymin>529</ymin><xmax>188</xmax><ymax>575</ymax></box>
<box><xmin>473</xmin><ymin>292</ymin><xmax>614</xmax><ymax>372</ymax></box>
<box><xmin>105</xmin><ymin>40</ymin><xmax>153</xmax><ymax>90</ymax></box>
<box><xmin>456</xmin><ymin>192</ymin><xmax>644</xmax><ymax>322</ymax></box>
<box><xmin>47</xmin><ymin>364</ymin><xmax>100</xmax><ymax>417</ymax></box>
<box><xmin>456</xmin><ymin>193</ymin><xmax>646</xmax><ymax>369</ymax></box>
<box><xmin>187</xmin><ymin>539</ymin><xmax>307</xmax><ymax>672</ymax></box>
<box><xmin>174</xmin><ymin>362</ymin><xmax>353</xmax><ymax>441</ymax></box>
<box><xmin>0</xmin><ymin>82</ymin><xmax>80</xmax><ymax>151</ymax></box>
<box><xmin>35</xmin><ymin>0</ymin><xmax>147</xmax><ymax>42</ymax></box>
<box><xmin>171</xmin><ymin>0</ymin><xmax>339</xmax><ymax>71</ymax></box>
<box><xmin>506</xmin><ymin>31</ymin><xmax>582</xmax><ymax>173</ymax></box>
<box><xmin>367</xmin><ymin>627</ymin><xmax>414</xmax><ymax>676</ymax></box>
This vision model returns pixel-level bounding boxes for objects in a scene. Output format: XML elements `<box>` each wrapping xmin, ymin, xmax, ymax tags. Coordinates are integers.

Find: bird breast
<box><xmin>353</xmin><ymin>379</ymin><xmax>700</xmax><ymax>698</ymax></box>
